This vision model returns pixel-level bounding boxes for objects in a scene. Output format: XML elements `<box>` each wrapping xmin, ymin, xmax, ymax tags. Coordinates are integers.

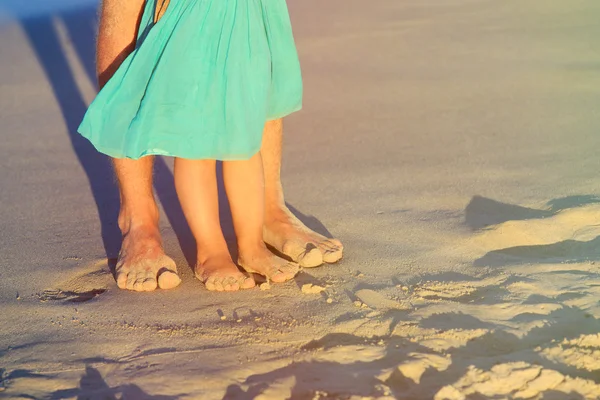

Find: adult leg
<box><xmin>262</xmin><ymin>119</ymin><xmax>344</xmax><ymax>268</ymax></box>
<box><xmin>114</xmin><ymin>158</ymin><xmax>180</xmax><ymax>291</ymax></box>
<box><xmin>223</xmin><ymin>153</ymin><xmax>299</xmax><ymax>282</ymax></box>
<box><xmin>97</xmin><ymin>0</ymin><xmax>144</xmax><ymax>88</ymax></box>
<box><xmin>99</xmin><ymin>0</ymin><xmax>180</xmax><ymax>290</ymax></box>
<box><xmin>173</xmin><ymin>159</ymin><xmax>255</xmax><ymax>291</ymax></box>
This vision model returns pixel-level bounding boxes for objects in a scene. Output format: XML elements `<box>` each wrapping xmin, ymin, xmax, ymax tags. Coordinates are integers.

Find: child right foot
<box><xmin>238</xmin><ymin>247</ymin><xmax>300</xmax><ymax>283</ymax></box>
<box><xmin>195</xmin><ymin>254</ymin><xmax>255</xmax><ymax>291</ymax></box>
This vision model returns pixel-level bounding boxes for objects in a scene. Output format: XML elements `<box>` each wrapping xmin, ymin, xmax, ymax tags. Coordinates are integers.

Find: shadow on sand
<box><xmin>465</xmin><ymin>195</ymin><xmax>600</xmax><ymax>267</ymax></box>
<box><xmin>464</xmin><ymin>194</ymin><xmax>600</xmax><ymax>231</ymax></box>
<box><xmin>11</xmin><ymin>5</ymin><xmax>197</xmax><ymax>268</ymax></box>
<box><xmin>221</xmin><ymin>195</ymin><xmax>598</xmax><ymax>398</ymax></box>
<box><xmin>4</xmin><ymin>365</ymin><xmax>178</xmax><ymax>399</ymax></box>
<box><xmin>223</xmin><ymin>305</ymin><xmax>597</xmax><ymax>399</ymax></box>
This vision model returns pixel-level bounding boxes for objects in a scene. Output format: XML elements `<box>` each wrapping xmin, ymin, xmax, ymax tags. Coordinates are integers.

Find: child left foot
<box><xmin>238</xmin><ymin>246</ymin><xmax>300</xmax><ymax>283</ymax></box>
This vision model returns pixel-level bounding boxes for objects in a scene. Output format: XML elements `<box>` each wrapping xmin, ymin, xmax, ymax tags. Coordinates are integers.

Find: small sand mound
<box><xmin>434</xmin><ymin>362</ymin><xmax>600</xmax><ymax>400</ymax></box>
<box><xmin>301</xmin><ymin>283</ymin><xmax>326</xmax><ymax>294</ymax></box>
<box><xmin>540</xmin><ymin>333</ymin><xmax>600</xmax><ymax>372</ymax></box>
<box><xmin>471</xmin><ymin>204</ymin><xmax>600</xmax><ymax>251</ymax></box>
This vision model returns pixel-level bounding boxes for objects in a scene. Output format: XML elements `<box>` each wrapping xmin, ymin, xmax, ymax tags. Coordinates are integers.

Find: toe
<box><xmin>270</xmin><ymin>262</ymin><xmax>299</xmax><ymax>283</ymax></box>
<box><xmin>132</xmin><ymin>271</ymin><xmax>148</xmax><ymax>291</ymax></box>
<box><xmin>281</xmin><ymin>240</ymin><xmax>320</xmax><ymax>265</ymax></box>
<box><xmin>158</xmin><ymin>270</ymin><xmax>181</xmax><ymax>290</ymax></box>
<box><xmin>322</xmin><ymin>249</ymin><xmax>343</xmax><ymax>263</ymax></box>
<box><xmin>240</xmin><ymin>276</ymin><xmax>256</xmax><ymax>289</ymax></box>
<box><xmin>213</xmin><ymin>279</ymin><xmax>225</xmax><ymax>292</ymax></box>
<box><xmin>126</xmin><ymin>271</ymin><xmax>137</xmax><ymax>290</ymax></box>
<box><xmin>321</xmin><ymin>239</ymin><xmax>343</xmax><ymax>251</ymax></box>
<box><xmin>319</xmin><ymin>239</ymin><xmax>344</xmax><ymax>263</ymax></box>
<box><xmin>319</xmin><ymin>240</ymin><xmax>338</xmax><ymax>251</ymax></box>
<box><xmin>269</xmin><ymin>270</ymin><xmax>287</xmax><ymax>283</ymax></box>
<box><xmin>222</xmin><ymin>277</ymin><xmax>239</xmax><ymax>291</ymax></box>
<box><xmin>205</xmin><ymin>277</ymin><xmax>216</xmax><ymax>291</ymax></box>
<box><xmin>141</xmin><ymin>270</ymin><xmax>158</xmax><ymax>291</ymax></box>
<box><xmin>224</xmin><ymin>283</ymin><xmax>238</xmax><ymax>292</ymax></box>
<box><xmin>320</xmin><ymin>246</ymin><xmax>343</xmax><ymax>263</ymax></box>
<box><xmin>116</xmin><ymin>270</ymin><xmax>128</xmax><ymax>289</ymax></box>
<box><xmin>298</xmin><ymin>246</ymin><xmax>324</xmax><ymax>268</ymax></box>
<box><xmin>329</xmin><ymin>238</ymin><xmax>343</xmax><ymax>249</ymax></box>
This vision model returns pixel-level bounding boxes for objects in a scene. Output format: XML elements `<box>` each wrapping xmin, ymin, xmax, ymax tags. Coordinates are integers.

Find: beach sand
<box><xmin>0</xmin><ymin>0</ymin><xmax>599</xmax><ymax>398</ymax></box>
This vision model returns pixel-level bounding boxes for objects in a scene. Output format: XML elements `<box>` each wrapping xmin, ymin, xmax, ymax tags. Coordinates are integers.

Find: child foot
<box><xmin>238</xmin><ymin>247</ymin><xmax>300</xmax><ymax>283</ymax></box>
<box><xmin>195</xmin><ymin>254</ymin><xmax>255</xmax><ymax>291</ymax></box>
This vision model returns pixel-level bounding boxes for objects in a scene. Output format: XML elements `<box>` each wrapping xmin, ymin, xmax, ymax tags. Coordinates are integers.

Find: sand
<box><xmin>1</xmin><ymin>0</ymin><xmax>599</xmax><ymax>398</ymax></box>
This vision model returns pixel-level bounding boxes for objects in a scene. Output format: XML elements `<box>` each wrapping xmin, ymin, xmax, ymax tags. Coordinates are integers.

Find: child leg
<box><xmin>174</xmin><ymin>158</ymin><xmax>255</xmax><ymax>291</ymax></box>
<box><xmin>222</xmin><ymin>153</ymin><xmax>299</xmax><ymax>283</ymax></box>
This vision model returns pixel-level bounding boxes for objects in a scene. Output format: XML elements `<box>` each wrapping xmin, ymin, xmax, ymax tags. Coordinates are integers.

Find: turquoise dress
<box><xmin>78</xmin><ymin>0</ymin><xmax>302</xmax><ymax>160</ymax></box>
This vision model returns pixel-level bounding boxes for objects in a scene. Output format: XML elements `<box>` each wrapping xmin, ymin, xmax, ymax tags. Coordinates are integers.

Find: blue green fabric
<box><xmin>78</xmin><ymin>0</ymin><xmax>302</xmax><ymax>160</ymax></box>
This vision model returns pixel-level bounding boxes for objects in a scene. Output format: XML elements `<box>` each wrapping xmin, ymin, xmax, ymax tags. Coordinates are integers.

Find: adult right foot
<box><xmin>263</xmin><ymin>206</ymin><xmax>344</xmax><ymax>268</ymax></box>
<box><xmin>115</xmin><ymin>225</ymin><xmax>181</xmax><ymax>291</ymax></box>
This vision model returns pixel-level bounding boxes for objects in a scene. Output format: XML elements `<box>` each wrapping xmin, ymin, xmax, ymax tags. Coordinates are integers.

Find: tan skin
<box><xmin>175</xmin><ymin>154</ymin><xmax>299</xmax><ymax>290</ymax></box>
<box><xmin>99</xmin><ymin>0</ymin><xmax>343</xmax><ymax>291</ymax></box>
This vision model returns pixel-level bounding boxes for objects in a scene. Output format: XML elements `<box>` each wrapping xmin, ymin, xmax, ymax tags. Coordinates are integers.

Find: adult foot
<box><xmin>115</xmin><ymin>225</ymin><xmax>181</xmax><ymax>291</ymax></box>
<box><xmin>238</xmin><ymin>245</ymin><xmax>300</xmax><ymax>283</ymax></box>
<box><xmin>195</xmin><ymin>253</ymin><xmax>255</xmax><ymax>291</ymax></box>
<box><xmin>264</xmin><ymin>206</ymin><xmax>344</xmax><ymax>268</ymax></box>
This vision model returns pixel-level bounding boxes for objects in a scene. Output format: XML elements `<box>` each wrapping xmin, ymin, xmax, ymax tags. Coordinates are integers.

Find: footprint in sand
<box><xmin>354</xmin><ymin>289</ymin><xmax>412</xmax><ymax>310</ymax></box>
<box><xmin>38</xmin><ymin>259</ymin><xmax>112</xmax><ymax>303</ymax></box>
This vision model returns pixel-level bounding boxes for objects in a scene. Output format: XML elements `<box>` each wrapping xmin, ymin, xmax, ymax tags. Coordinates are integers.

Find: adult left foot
<box><xmin>263</xmin><ymin>206</ymin><xmax>343</xmax><ymax>268</ymax></box>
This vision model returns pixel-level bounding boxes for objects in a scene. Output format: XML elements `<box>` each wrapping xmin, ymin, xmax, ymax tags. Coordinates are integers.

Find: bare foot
<box><xmin>195</xmin><ymin>253</ymin><xmax>255</xmax><ymax>291</ymax></box>
<box><xmin>264</xmin><ymin>207</ymin><xmax>343</xmax><ymax>268</ymax></box>
<box><xmin>238</xmin><ymin>245</ymin><xmax>300</xmax><ymax>283</ymax></box>
<box><xmin>115</xmin><ymin>225</ymin><xmax>181</xmax><ymax>291</ymax></box>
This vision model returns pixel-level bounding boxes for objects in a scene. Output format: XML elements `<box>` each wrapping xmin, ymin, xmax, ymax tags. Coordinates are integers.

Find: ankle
<box><xmin>237</xmin><ymin>240</ymin><xmax>267</xmax><ymax>259</ymax></box>
<box><xmin>196</xmin><ymin>249</ymin><xmax>231</xmax><ymax>266</ymax></box>
<box><xmin>118</xmin><ymin>204</ymin><xmax>160</xmax><ymax>235</ymax></box>
<box><xmin>264</xmin><ymin>188</ymin><xmax>286</xmax><ymax>210</ymax></box>
<box><xmin>264</xmin><ymin>206</ymin><xmax>292</xmax><ymax>226</ymax></box>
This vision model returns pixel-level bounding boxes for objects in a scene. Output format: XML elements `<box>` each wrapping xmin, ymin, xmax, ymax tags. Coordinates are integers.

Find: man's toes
<box><xmin>320</xmin><ymin>238</ymin><xmax>343</xmax><ymax>252</ymax></box>
<box><xmin>126</xmin><ymin>271</ymin><xmax>138</xmax><ymax>290</ymax></box>
<box><xmin>240</xmin><ymin>276</ymin><xmax>256</xmax><ymax>289</ymax></box>
<box><xmin>322</xmin><ymin>249</ymin><xmax>343</xmax><ymax>263</ymax></box>
<box><xmin>142</xmin><ymin>278</ymin><xmax>158</xmax><ymax>291</ymax></box>
<box><xmin>318</xmin><ymin>239</ymin><xmax>343</xmax><ymax>263</ymax></box>
<box><xmin>329</xmin><ymin>238</ymin><xmax>343</xmax><ymax>249</ymax></box>
<box><xmin>282</xmin><ymin>240</ymin><xmax>323</xmax><ymax>268</ymax></box>
<box><xmin>320</xmin><ymin>245</ymin><xmax>343</xmax><ymax>263</ymax></box>
<box><xmin>157</xmin><ymin>270</ymin><xmax>181</xmax><ymax>290</ymax></box>
<box><xmin>298</xmin><ymin>247</ymin><xmax>323</xmax><ymax>268</ymax></box>
<box><xmin>132</xmin><ymin>271</ymin><xmax>150</xmax><ymax>292</ymax></box>
<box><xmin>116</xmin><ymin>270</ymin><xmax>129</xmax><ymax>289</ymax></box>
